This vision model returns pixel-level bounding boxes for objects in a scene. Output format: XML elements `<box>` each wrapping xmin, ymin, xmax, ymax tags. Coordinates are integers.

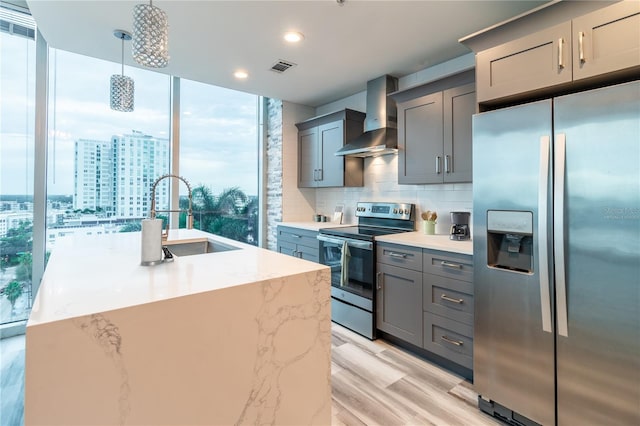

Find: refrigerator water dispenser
<box><xmin>486</xmin><ymin>210</ymin><xmax>533</xmax><ymax>273</ymax></box>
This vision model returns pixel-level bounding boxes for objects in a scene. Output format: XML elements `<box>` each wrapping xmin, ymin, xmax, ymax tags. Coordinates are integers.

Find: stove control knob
<box><xmin>393</xmin><ymin>208</ymin><xmax>398</xmax><ymax>214</ymax></box>
<box><xmin>404</xmin><ymin>209</ymin><xmax>410</xmax><ymax>214</ymax></box>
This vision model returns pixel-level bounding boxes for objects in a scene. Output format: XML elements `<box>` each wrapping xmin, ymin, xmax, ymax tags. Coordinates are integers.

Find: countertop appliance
<box><xmin>449</xmin><ymin>211</ymin><xmax>470</xmax><ymax>241</ymax></box>
<box><xmin>473</xmin><ymin>80</ymin><xmax>639</xmax><ymax>426</ymax></box>
<box><xmin>318</xmin><ymin>202</ymin><xmax>415</xmax><ymax>339</ymax></box>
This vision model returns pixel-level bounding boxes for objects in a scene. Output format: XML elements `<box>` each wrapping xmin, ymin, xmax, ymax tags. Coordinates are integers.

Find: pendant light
<box><xmin>110</xmin><ymin>30</ymin><xmax>135</xmax><ymax>112</ymax></box>
<box><xmin>132</xmin><ymin>0</ymin><xmax>169</xmax><ymax>68</ymax></box>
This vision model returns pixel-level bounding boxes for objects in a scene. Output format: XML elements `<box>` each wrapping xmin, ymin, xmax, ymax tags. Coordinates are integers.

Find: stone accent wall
<box><xmin>265</xmin><ymin>98</ymin><xmax>283</xmax><ymax>251</ymax></box>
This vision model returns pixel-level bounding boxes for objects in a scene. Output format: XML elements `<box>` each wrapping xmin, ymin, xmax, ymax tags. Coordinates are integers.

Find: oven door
<box><xmin>317</xmin><ymin>234</ymin><xmax>374</xmax><ymax>311</ymax></box>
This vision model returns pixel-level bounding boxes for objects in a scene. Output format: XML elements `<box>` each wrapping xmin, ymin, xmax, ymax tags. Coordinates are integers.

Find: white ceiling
<box><xmin>26</xmin><ymin>0</ymin><xmax>548</xmax><ymax>107</ymax></box>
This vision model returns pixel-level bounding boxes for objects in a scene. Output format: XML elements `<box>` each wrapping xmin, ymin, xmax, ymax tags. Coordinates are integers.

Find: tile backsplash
<box><xmin>314</xmin><ymin>154</ymin><xmax>472</xmax><ymax>235</ymax></box>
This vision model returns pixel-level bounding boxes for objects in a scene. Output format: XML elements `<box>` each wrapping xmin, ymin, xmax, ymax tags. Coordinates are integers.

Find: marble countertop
<box><xmin>28</xmin><ymin>229</ymin><xmax>327</xmax><ymax>327</ymax></box>
<box><xmin>278</xmin><ymin>221</ymin><xmax>354</xmax><ymax>231</ymax></box>
<box><xmin>375</xmin><ymin>232</ymin><xmax>473</xmax><ymax>255</ymax></box>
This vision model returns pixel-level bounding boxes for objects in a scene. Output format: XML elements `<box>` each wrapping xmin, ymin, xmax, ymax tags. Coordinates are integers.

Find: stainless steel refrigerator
<box><xmin>472</xmin><ymin>80</ymin><xmax>639</xmax><ymax>426</ymax></box>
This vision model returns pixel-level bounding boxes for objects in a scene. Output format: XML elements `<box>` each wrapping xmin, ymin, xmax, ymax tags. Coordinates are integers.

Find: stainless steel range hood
<box><xmin>335</xmin><ymin>75</ymin><xmax>398</xmax><ymax>157</ymax></box>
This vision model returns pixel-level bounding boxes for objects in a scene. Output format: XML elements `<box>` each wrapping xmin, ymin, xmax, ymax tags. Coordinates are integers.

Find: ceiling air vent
<box><xmin>270</xmin><ymin>60</ymin><xmax>297</xmax><ymax>73</ymax></box>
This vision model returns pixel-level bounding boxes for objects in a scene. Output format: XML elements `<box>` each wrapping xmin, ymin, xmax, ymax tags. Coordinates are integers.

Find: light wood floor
<box><xmin>0</xmin><ymin>325</ymin><xmax>499</xmax><ymax>426</ymax></box>
<box><xmin>330</xmin><ymin>324</ymin><xmax>499</xmax><ymax>426</ymax></box>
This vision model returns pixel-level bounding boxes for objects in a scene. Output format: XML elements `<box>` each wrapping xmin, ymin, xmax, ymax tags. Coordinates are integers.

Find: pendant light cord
<box><xmin>121</xmin><ymin>35</ymin><xmax>125</xmax><ymax>76</ymax></box>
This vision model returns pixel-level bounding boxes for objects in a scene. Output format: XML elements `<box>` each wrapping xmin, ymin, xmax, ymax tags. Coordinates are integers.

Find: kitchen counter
<box><xmin>25</xmin><ymin>229</ymin><xmax>331</xmax><ymax>425</ymax></box>
<box><xmin>278</xmin><ymin>221</ymin><xmax>353</xmax><ymax>232</ymax></box>
<box><xmin>376</xmin><ymin>232</ymin><xmax>473</xmax><ymax>255</ymax></box>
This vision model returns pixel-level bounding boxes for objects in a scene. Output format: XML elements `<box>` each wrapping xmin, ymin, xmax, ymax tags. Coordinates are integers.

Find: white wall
<box><xmin>314</xmin><ymin>155</ymin><xmax>472</xmax><ymax>235</ymax></box>
<box><xmin>312</xmin><ymin>54</ymin><xmax>476</xmax><ymax>234</ymax></box>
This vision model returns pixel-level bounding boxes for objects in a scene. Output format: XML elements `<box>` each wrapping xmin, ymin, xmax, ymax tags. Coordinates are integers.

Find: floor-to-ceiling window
<box><xmin>0</xmin><ymin>8</ymin><xmax>36</xmax><ymax>325</ymax></box>
<box><xmin>45</xmin><ymin>49</ymin><xmax>171</xmax><ymax>252</ymax></box>
<box><xmin>179</xmin><ymin>78</ymin><xmax>258</xmax><ymax>245</ymax></box>
<box><xmin>0</xmin><ymin>6</ymin><xmax>260</xmax><ymax>330</ymax></box>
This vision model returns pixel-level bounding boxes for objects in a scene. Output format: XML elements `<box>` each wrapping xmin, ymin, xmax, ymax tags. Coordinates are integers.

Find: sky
<box><xmin>1</xmin><ymin>29</ymin><xmax>258</xmax><ymax>198</ymax></box>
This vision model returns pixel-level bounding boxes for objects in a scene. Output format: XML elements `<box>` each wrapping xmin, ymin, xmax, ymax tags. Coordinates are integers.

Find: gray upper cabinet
<box><xmin>397</xmin><ymin>81</ymin><xmax>475</xmax><ymax>185</ymax></box>
<box><xmin>296</xmin><ymin>109</ymin><xmax>365</xmax><ymax>188</ymax></box>
<box><xmin>398</xmin><ymin>92</ymin><xmax>443</xmax><ymax>184</ymax></box>
<box><xmin>443</xmin><ymin>83</ymin><xmax>475</xmax><ymax>183</ymax></box>
<box><xmin>474</xmin><ymin>1</ymin><xmax>640</xmax><ymax>105</ymax></box>
<box><xmin>572</xmin><ymin>1</ymin><xmax>640</xmax><ymax>82</ymax></box>
<box><xmin>476</xmin><ymin>22</ymin><xmax>572</xmax><ymax>104</ymax></box>
<box><xmin>298</xmin><ymin>127</ymin><xmax>318</xmax><ymax>187</ymax></box>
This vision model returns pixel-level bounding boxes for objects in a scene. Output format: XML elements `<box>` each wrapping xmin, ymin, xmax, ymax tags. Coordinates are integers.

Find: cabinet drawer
<box><xmin>277</xmin><ymin>227</ymin><xmax>318</xmax><ymax>249</ymax></box>
<box><xmin>423</xmin><ymin>249</ymin><xmax>472</xmax><ymax>282</ymax></box>
<box><xmin>377</xmin><ymin>243</ymin><xmax>422</xmax><ymax>271</ymax></box>
<box><xmin>423</xmin><ymin>312</ymin><xmax>473</xmax><ymax>370</ymax></box>
<box><xmin>424</xmin><ymin>273</ymin><xmax>473</xmax><ymax>325</ymax></box>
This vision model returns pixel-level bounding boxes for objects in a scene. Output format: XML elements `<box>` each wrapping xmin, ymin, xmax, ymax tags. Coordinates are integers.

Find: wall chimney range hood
<box><xmin>335</xmin><ymin>75</ymin><xmax>398</xmax><ymax>157</ymax></box>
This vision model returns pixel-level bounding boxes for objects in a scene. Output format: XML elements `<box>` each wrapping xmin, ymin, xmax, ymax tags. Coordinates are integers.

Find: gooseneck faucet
<box><xmin>149</xmin><ymin>174</ymin><xmax>193</xmax><ymax>229</ymax></box>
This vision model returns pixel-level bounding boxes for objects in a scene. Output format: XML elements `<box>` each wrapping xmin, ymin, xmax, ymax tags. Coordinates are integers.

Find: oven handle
<box><xmin>317</xmin><ymin>235</ymin><xmax>373</xmax><ymax>251</ymax></box>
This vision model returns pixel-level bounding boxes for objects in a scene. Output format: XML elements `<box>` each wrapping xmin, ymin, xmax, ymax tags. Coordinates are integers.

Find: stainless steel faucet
<box><xmin>149</xmin><ymin>174</ymin><xmax>194</xmax><ymax>229</ymax></box>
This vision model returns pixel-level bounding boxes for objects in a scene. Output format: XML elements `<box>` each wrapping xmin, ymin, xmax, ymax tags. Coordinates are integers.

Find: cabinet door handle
<box><xmin>441</xmin><ymin>335</ymin><xmax>463</xmax><ymax>346</ymax></box>
<box><xmin>291</xmin><ymin>249</ymin><xmax>297</xmax><ymax>256</ymax></box>
<box><xmin>388</xmin><ymin>252</ymin><xmax>407</xmax><ymax>259</ymax></box>
<box><xmin>441</xmin><ymin>261</ymin><xmax>462</xmax><ymax>269</ymax></box>
<box><xmin>318</xmin><ymin>168</ymin><xmax>323</xmax><ymax>181</ymax></box>
<box><xmin>435</xmin><ymin>156</ymin><xmax>442</xmax><ymax>174</ymax></box>
<box><xmin>441</xmin><ymin>294</ymin><xmax>464</xmax><ymax>304</ymax></box>
<box><xmin>376</xmin><ymin>272</ymin><xmax>383</xmax><ymax>290</ymax></box>
<box><xmin>444</xmin><ymin>155</ymin><xmax>451</xmax><ymax>173</ymax></box>
<box><xmin>578</xmin><ymin>31</ymin><xmax>585</xmax><ymax>63</ymax></box>
<box><xmin>314</xmin><ymin>169</ymin><xmax>318</xmax><ymax>181</ymax></box>
<box><xmin>558</xmin><ymin>37</ymin><xmax>564</xmax><ymax>69</ymax></box>
<box><xmin>291</xmin><ymin>234</ymin><xmax>301</xmax><ymax>238</ymax></box>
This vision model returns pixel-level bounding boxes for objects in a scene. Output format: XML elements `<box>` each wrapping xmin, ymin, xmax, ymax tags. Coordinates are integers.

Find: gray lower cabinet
<box><xmin>474</xmin><ymin>1</ymin><xmax>640</xmax><ymax>104</ymax></box>
<box><xmin>396</xmin><ymin>82</ymin><xmax>475</xmax><ymax>185</ymax></box>
<box><xmin>296</xmin><ymin>109</ymin><xmax>365</xmax><ymax>188</ymax></box>
<box><xmin>376</xmin><ymin>262</ymin><xmax>423</xmax><ymax>347</ymax></box>
<box><xmin>423</xmin><ymin>249</ymin><xmax>474</xmax><ymax>370</ymax></box>
<box><xmin>376</xmin><ymin>242</ymin><xmax>475</xmax><ymax>371</ymax></box>
<box><xmin>276</xmin><ymin>226</ymin><xmax>319</xmax><ymax>263</ymax></box>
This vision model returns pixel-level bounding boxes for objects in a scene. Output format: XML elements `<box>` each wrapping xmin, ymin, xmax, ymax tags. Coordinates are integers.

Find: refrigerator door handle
<box><xmin>554</xmin><ymin>133</ymin><xmax>569</xmax><ymax>337</ymax></box>
<box><xmin>538</xmin><ymin>136</ymin><xmax>553</xmax><ymax>333</ymax></box>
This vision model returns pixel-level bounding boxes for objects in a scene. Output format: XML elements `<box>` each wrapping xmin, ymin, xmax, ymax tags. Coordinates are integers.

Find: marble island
<box><xmin>25</xmin><ymin>229</ymin><xmax>331</xmax><ymax>425</ymax></box>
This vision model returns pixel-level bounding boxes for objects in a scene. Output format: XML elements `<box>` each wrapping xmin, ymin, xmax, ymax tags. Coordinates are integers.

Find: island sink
<box><xmin>163</xmin><ymin>238</ymin><xmax>240</xmax><ymax>256</ymax></box>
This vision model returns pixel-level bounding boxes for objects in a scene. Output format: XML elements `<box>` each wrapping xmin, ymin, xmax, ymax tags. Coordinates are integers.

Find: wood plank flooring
<box><xmin>0</xmin><ymin>325</ymin><xmax>499</xmax><ymax>426</ymax></box>
<box><xmin>330</xmin><ymin>324</ymin><xmax>499</xmax><ymax>426</ymax></box>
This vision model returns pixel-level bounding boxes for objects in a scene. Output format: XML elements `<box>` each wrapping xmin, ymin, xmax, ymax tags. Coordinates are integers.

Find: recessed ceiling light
<box><xmin>234</xmin><ymin>70</ymin><xmax>249</xmax><ymax>79</ymax></box>
<box><xmin>284</xmin><ymin>31</ymin><xmax>304</xmax><ymax>43</ymax></box>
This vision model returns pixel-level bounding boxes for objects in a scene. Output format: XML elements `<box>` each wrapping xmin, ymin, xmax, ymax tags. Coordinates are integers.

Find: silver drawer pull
<box><xmin>388</xmin><ymin>252</ymin><xmax>407</xmax><ymax>259</ymax></box>
<box><xmin>441</xmin><ymin>261</ymin><xmax>462</xmax><ymax>269</ymax></box>
<box><xmin>291</xmin><ymin>234</ymin><xmax>302</xmax><ymax>238</ymax></box>
<box><xmin>441</xmin><ymin>335</ymin><xmax>463</xmax><ymax>346</ymax></box>
<box><xmin>441</xmin><ymin>294</ymin><xmax>464</xmax><ymax>304</ymax></box>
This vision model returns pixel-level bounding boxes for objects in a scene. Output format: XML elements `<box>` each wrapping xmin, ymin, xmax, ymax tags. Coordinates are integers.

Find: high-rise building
<box><xmin>74</xmin><ymin>131</ymin><xmax>170</xmax><ymax>218</ymax></box>
<box><xmin>74</xmin><ymin>138</ymin><xmax>115</xmax><ymax>214</ymax></box>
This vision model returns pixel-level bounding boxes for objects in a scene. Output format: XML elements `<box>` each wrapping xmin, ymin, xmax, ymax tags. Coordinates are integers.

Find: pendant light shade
<box><xmin>132</xmin><ymin>0</ymin><xmax>169</xmax><ymax>68</ymax></box>
<box><xmin>110</xmin><ymin>30</ymin><xmax>135</xmax><ymax>112</ymax></box>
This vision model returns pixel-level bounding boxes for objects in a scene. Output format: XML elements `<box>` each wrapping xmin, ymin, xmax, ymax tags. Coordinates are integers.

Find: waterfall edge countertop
<box><xmin>28</xmin><ymin>229</ymin><xmax>328</xmax><ymax>327</ymax></box>
<box><xmin>25</xmin><ymin>228</ymin><xmax>331</xmax><ymax>425</ymax></box>
<box><xmin>375</xmin><ymin>232</ymin><xmax>473</xmax><ymax>255</ymax></box>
